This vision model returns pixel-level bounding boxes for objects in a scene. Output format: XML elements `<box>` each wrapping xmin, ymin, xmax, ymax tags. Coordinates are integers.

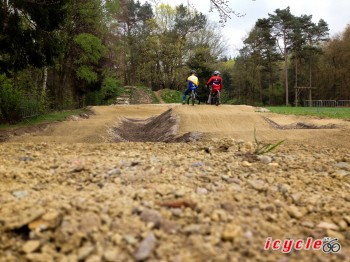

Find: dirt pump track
<box><xmin>0</xmin><ymin>104</ymin><xmax>350</xmax><ymax>262</ymax></box>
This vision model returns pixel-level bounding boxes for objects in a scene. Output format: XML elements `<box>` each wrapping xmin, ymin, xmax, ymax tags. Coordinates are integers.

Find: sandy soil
<box><xmin>5</xmin><ymin>104</ymin><xmax>350</xmax><ymax>148</ymax></box>
<box><xmin>0</xmin><ymin>104</ymin><xmax>349</xmax><ymax>262</ymax></box>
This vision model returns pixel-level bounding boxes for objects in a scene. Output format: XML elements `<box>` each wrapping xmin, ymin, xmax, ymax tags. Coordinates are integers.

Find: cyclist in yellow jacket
<box><xmin>182</xmin><ymin>70</ymin><xmax>199</xmax><ymax>104</ymax></box>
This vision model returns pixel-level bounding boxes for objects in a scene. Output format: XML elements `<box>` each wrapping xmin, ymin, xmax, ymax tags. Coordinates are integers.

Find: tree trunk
<box><xmin>309</xmin><ymin>60</ymin><xmax>312</xmax><ymax>87</ymax></box>
<box><xmin>295</xmin><ymin>59</ymin><xmax>298</xmax><ymax>88</ymax></box>
<box><xmin>283</xmin><ymin>30</ymin><xmax>289</xmax><ymax>105</ymax></box>
<box><xmin>41</xmin><ymin>66</ymin><xmax>48</xmax><ymax>97</ymax></box>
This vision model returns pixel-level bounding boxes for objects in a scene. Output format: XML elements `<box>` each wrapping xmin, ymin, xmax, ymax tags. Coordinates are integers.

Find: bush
<box><xmin>101</xmin><ymin>77</ymin><xmax>123</xmax><ymax>104</ymax></box>
<box><xmin>85</xmin><ymin>77</ymin><xmax>122</xmax><ymax>106</ymax></box>
<box><xmin>159</xmin><ymin>89</ymin><xmax>183</xmax><ymax>103</ymax></box>
<box><xmin>0</xmin><ymin>74</ymin><xmax>23</xmax><ymax>123</ymax></box>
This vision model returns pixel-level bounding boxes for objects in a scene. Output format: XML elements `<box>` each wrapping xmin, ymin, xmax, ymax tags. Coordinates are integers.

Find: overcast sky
<box><xmin>140</xmin><ymin>0</ymin><xmax>350</xmax><ymax>56</ymax></box>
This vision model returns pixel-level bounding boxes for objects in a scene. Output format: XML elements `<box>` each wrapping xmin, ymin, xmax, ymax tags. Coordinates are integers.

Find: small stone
<box><xmin>123</xmin><ymin>235</ymin><xmax>138</xmax><ymax>245</ymax></box>
<box><xmin>171</xmin><ymin>208</ymin><xmax>182</xmax><ymax>217</ymax></box>
<box><xmin>183</xmin><ymin>224</ymin><xmax>202</xmax><ymax>234</ymax></box>
<box><xmin>278</xmin><ymin>183</ymin><xmax>290</xmax><ymax>194</ymax></box>
<box><xmin>103</xmin><ymin>249</ymin><xmax>119</xmax><ymax>262</ymax></box>
<box><xmin>112</xmin><ymin>233</ymin><xmax>123</xmax><ymax>245</ymax></box>
<box><xmin>267</xmin><ymin>214</ymin><xmax>277</xmax><ymax>222</ymax></box>
<box><xmin>12</xmin><ymin>190</ymin><xmax>29</xmax><ymax>199</ymax></box>
<box><xmin>287</xmin><ymin>205</ymin><xmax>303</xmax><ymax>219</ymax></box>
<box><xmin>248</xmin><ymin>180</ymin><xmax>266</xmax><ymax>192</ymax></box>
<box><xmin>85</xmin><ymin>255</ymin><xmax>101</xmax><ymax>262</ymax></box>
<box><xmin>196</xmin><ymin>187</ymin><xmax>208</xmax><ymax>195</ymax></box>
<box><xmin>77</xmin><ymin>245</ymin><xmax>94</xmax><ymax>260</ymax></box>
<box><xmin>139</xmin><ymin>209</ymin><xmax>163</xmax><ymax>227</ymax></box>
<box><xmin>301</xmin><ymin>221</ymin><xmax>314</xmax><ymax>228</ymax></box>
<box><xmin>174</xmin><ymin>190</ymin><xmax>186</xmax><ymax>197</ymax></box>
<box><xmin>317</xmin><ymin>222</ymin><xmax>339</xmax><ymax>231</ymax></box>
<box><xmin>26</xmin><ymin>253</ymin><xmax>52</xmax><ymax>262</ymax></box>
<box><xmin>335</xmin><ymin>170</ymin><xmax>349</xmax><ymax>177</ymax></box>
<box><xmin>326</xmin><ymin>230</ymin><xmax>345</xmax><ymax>241</ymax></box>
<box><xmin>22</xmin><ymin>240</ymin><xmax>41</xmax><ymax>253</ymax></box>
<box><xmin>222</xmin><ymin>224</ymin><xmax>243</xmax><ymax>242</ymax></box>
<box><xmin>221</xmin><ymin>175</ymin><xmax>230</xmax><ymax>181</ymax></box>
<box><xmin>257</xmin><ymin>155</ymin><xmax>272</xmax><ymax>164</ymax></box>
<box><xmin>242</xmin><ymin>161</ymin><xmax>252</xmax><ymax>167</ymax></box>
<box><xmin>134</xmin><ymin>233</ymin><xmax>156</xmax><ymax>261</ymax></box>
<box><xmin>107</xmin><ymin>168</ymin><xmax>121</xmax><ymax>176</ymax></box>
<box><xmin>344</xmin><ymin>216</ymin><xmax>350</xmax><ymax>225</ymax></box>
<box><xmin>334</xmin><ymin>162</ymin><xmax>350</xmax><ymax>169</ymax></box>
<box><xmin>291</xmin><ymin>193</ymin><xmax>303</xmax><ymax>204</ymax></box>
<box><xmin>337</xmin><ymin>220</ymin><xmax>348</xmax><ymax>231</ymax></box>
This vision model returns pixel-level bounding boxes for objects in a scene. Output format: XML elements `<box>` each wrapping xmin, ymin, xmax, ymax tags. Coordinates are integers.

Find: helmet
<box><xmin>190</xmin><ymin>70</ymin><xmax>196</xmax><ymax>74</ymax></box>
<box><xmin>213</xmin><ymin>70</ymin><xmax>220</xmax><ymax>75</ymax></box>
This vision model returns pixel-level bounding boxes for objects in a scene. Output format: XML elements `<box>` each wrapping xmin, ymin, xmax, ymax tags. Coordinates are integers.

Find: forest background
<box><xmin>0</xmin><ymin>0</ymin><xmax>349</xmax><ymax>123</ymax></box>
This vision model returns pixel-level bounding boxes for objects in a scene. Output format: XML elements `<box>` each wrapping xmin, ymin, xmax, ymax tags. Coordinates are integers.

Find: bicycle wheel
<box><xmin>211</xmin><ymin>92</ymin><xmax>217</xmax><ymax>105</ymax></box>
<box><xmin>191</xmin><ymin>91</ymin><xmax>195</xmax><ymax>106</ymax></box>
<box><xmin>215</xmin><ymin>91</ymin><xmax>220</xmax><ymax>106</ymax></box>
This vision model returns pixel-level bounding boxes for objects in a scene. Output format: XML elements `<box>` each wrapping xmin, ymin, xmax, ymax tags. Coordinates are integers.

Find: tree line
<box><xmin>230</xmin><ymin>7</ymin><xmax>350</xmax><ymax>106</ymax></box>
<box><xmin>0</xmin><ymin>1</ymin><xmax>349</xmax><ymax>123</ymax></box>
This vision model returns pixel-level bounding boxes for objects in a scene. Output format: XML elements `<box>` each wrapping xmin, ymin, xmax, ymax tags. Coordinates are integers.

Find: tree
<box><xmin>0</xmin><ymin>0</ymin><xmax>68</xmax><ymax>73</ymax></box>
<box><xmin>269</xmin><ymin>7</ymin><xmax>295</xmax><ymax>105</ymax></box>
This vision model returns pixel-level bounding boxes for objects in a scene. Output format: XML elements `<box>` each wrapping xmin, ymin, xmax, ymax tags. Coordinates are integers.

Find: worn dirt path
<box><xmin>1</xmin><ymin>104</ymin><xmax>349</xmax><ymax>262</ymax></box>
<box><xmin>6</xmin><ymin>104</ymin><xmax>350</xmax><ymax>148</ymax></box>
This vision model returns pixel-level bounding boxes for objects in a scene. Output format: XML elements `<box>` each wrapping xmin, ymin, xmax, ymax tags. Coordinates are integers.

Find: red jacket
<box><xmin>206</xmin><ymin>76</ymin><xmax>223</xmax><ymax>92</ymax></box>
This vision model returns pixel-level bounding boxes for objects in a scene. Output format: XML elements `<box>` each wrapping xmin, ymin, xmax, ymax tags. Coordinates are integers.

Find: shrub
<box><xmin>0</xmin><ymin>74</ymin><xmax>23</xmax><ymax>123</ymax></box>
<box><xmin>159</xmin><ymin>89</ymin><xmax>183</xmax><ymax>103</ymax></box>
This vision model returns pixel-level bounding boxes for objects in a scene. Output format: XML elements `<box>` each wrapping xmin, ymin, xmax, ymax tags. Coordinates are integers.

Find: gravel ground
<box><xmin>1</xmin><ymin>140</ymin><xmax>349</xmax><ymax>262</ymax></box>
<box><xmin>0</xmin><ymin>105</ymin><xmax>349</xmax><ymax>262</ymax></box>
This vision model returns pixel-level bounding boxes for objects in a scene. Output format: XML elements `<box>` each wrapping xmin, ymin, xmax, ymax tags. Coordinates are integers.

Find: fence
<box><xmin>303</xmin><ymin>100</ymin><xmax>350</xmax><ymax>107</ymax></box>
<box><xmin>20</xmin><ymin>94</ymin><xmax>41</xmax><ymax>119</ymax></box>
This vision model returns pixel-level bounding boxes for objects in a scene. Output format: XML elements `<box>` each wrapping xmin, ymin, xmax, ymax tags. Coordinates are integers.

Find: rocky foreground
<box><xmin>0</xmin><ymin>139</ymin><xmax>349</xmax><ymax>262</ymax></box>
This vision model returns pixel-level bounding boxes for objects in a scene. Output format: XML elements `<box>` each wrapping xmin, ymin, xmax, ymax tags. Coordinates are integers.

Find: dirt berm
<box><xmin>0</xmin><ymin>104</ymin><xmax>349</xmax><ymax>262</ymax></box>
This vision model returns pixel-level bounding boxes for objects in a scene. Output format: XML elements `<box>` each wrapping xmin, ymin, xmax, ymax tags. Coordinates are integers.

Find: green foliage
<box><xmin>0</xmin><ymin>109</ymin><xmax>88</xmax><ymax>129</ymax></box>
<box><xmin>73</xmin><ymin>33</ymin><xmax>107</xmax><ymax>85</ymax></box>
<box><xmin>0</xmin><ymin>0</ymin><xmax>68</xmax><ymax>72</ymax></box>
<box><xmin>0</xmin><ymin>74</ymin><xmax>22</xmax><ymax>123</ymax></box>
<box><xmin>253</xmin><ymin>128</ymin><xmax>285</xmax><ymax>155</ymax></box>
<box><xmin>74</xmin><ymin>33</ymin><xmax>108</xmax><ymax>64</ymax></box>
<box><xmin>76</xmin><ymin>65</ymin><xmax>98</xmax><ymax>83</ymax></box>
<box><xmin>266</xmin><ymin>106</ymin><xmax>350</xmax><ymax>119</ymax></box>
<box><xmin>159</xmin><ymin>88</ymin><xmax>183</xmax><ymax>103</ymax></box>
<box><xmin>85</xmin><ymin>77</ymin><xmax>121</xmax><ymax>106</ymax></box>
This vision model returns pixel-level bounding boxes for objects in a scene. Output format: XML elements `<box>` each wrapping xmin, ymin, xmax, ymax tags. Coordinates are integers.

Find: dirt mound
<box><xmin>111</xmin><ymin>109</ymin><xmax>202</xmax><ymax>142</ymax></box>
<box><xmin>263</xmin><ymin>116</ymin><xmax>338</xmax><ymax>129</ymax></box>
<box><xmin>130</xmin><ymin>88</ymin><xmax>154</xmax><ymax>104</ymax></box>
<box><xmin>0</xmin><ymin>122</ymin><xmax>53</xmax><ymax>142</ymax></box>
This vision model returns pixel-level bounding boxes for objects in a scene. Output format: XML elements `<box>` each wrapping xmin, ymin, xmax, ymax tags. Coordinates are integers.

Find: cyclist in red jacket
<box><xmin>206</xmin><ymin>70</ymin><xmax>223</xmax><ymax>104</ymax></box>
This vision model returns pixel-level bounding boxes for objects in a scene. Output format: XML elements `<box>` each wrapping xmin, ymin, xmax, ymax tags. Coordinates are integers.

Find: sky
<box><xmin>139</xmin><ymin>0</ymin><xmax>350</xmax><ymax>56</ymax></box>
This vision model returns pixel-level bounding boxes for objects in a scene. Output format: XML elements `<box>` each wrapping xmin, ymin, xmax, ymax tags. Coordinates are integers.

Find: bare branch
<box><xmin>209</xmin><ymin>0</ymin><xmax>245</xmax><ymax>25</ymax></box>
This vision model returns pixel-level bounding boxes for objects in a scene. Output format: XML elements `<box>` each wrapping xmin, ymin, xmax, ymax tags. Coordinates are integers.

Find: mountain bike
<box><xmin>208</xmin><ymin>87</ymin><xmax>220</xmax><ymax>106</ymax></box>
<box><xmin>187</xmin><ymin>88</ymin><xmax>200</xmax><ymax>106</ymax></box>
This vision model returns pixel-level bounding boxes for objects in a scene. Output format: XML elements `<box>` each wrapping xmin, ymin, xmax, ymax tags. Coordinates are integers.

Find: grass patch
<box><xmin>159</xmin><ymin>89</ymin><xmax>182</xmax><ymax>103</ymax></box>
<box><xmin>0</xmin><ymin>109</ymin><xmax>88</xmax><ymax>130</ymax></box>
<box><xmin>266</xmin><ymin>106</ymin><xmax>350</xmax><ymax>120</ymax></box>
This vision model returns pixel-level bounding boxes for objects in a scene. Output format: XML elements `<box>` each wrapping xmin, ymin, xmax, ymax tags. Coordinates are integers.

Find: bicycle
<box><xmin>186</xmin><ymin>88</ymin><xmax>200</xmax><ymax>106</ymax></box>
<box><xmin>208</xmin><ymin>87</ymin><xmax>220</xmax><ymax>106</ymax></box>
